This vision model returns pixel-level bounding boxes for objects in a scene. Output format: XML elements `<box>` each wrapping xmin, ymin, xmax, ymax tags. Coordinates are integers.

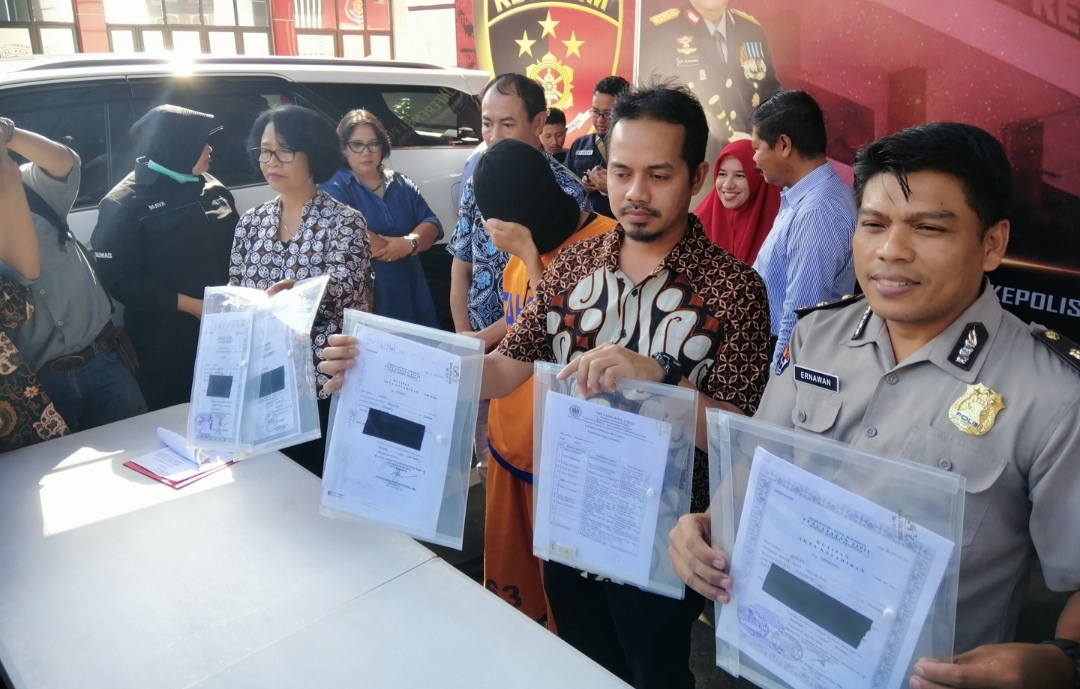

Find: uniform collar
<box><xmin>603</xmin><ymin>213</ymin><xmax>710</xmax><ymax>277</ymax></box>
<box><xmin>842</xmin><ymin>278</ymin><xmax>1004</xmax><ymax>381</ymax></box>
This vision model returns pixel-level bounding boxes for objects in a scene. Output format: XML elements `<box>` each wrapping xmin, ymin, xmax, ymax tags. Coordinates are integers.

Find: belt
<box><xmin>42</xmin><ymin>322</ymin><xmax>121</xmax><ymax>373</ymax></box>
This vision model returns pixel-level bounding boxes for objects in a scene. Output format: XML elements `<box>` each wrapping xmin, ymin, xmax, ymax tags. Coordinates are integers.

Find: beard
<box><xmin>619</xmin><ymin>203</ymin><xmax>664</xmax><ymax>243</ymax></box>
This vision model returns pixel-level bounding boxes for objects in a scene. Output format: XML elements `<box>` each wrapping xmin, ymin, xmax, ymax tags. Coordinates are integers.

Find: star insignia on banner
<box><xmin>562</xmin><ymin>31</ymin><xmax>584</xmax><ymax>58</ymax></box>
<box><xmin>538</xmin><ymin>11</ymin><xmax>560</xmax><ymax>38</ymax></box>
<box><xmin>516</xmin><ymin>30</ymin><xmax>536</xmax><ymax>56</ymax></box>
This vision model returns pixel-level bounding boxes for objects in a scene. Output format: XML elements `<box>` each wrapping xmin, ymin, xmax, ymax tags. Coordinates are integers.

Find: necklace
<box><xmin>364</xmin><ymin>180</ymin><xmax>382</xmax><ymax>192</ymax></box>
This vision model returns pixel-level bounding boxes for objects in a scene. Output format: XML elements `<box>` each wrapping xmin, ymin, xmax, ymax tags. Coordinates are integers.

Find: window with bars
<box><xmin>102</xmin><ymin>0</ymin><xmax>272</xmax><ymax>56</ymax></box>
<box><xmin>294</xmin><ymin>0</ymin><xmax>392</xmax><ymax>59</ymax></box>
<box><xmin>0</xmin><ymin>0</ymin><xmax>77</xmax><ymax>57</ymax></box>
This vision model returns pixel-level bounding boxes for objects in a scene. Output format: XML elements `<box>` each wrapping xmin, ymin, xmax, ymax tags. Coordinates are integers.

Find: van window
<box><xmin>299</xmin><ymin>82</ymin><xmax>480</xmax><ymax>148</ymax></box>
<box><xmin>0</xmin><ymin>80</ymin><xmax>127</xmax><ymax>210</ymax></box>
<box><xmin>128</xmin><ymin>75</ymin><xmax>317</xmax><ymax>190</ymax></box>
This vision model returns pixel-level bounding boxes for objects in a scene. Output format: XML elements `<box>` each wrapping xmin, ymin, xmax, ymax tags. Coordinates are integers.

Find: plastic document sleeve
<box><xmin>531</xmin><ymin>361</ymin><xmax>698</xmax><ymax>599</ymax></box>
<box><xmin>707</xmin><ymin>409</ymin><xmax>964</xmax><ymax>689</ymax></box>
<box><xmin>187</xmin><ymin>275</ymin><xmax>328</xmax><ymax>456</ymax></box>
<box><xmin>320</xmin><ymin>309</ymin><xmax>484</xmax><ymax>550</ymax></box>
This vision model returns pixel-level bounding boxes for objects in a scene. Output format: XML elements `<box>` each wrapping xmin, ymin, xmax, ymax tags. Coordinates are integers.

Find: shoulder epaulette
<box><xmin>649</xmin><ymin>8</ymin><xmax>679</xmax><ymax>25</ymax></box>
<box><xmin>794</xmin><ymin>293</ymin><xmax>864</xmax><ymax>319</ymax></box>
<box><xmin>1032</xmin><ymin>328</ymin><xmax>1080</xmax><ymax>374</ymax></box>
<box><xmin>730</xmin><ymin>9</ymin><xmax>761</xmax><ymax>25</ymax></box>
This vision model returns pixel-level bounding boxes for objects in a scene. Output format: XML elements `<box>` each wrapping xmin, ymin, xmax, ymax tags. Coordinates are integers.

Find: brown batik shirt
<box><xmin>498</xmin><ymin>213</ymin><xmax>771</xmax><ymax>511</ymax></box>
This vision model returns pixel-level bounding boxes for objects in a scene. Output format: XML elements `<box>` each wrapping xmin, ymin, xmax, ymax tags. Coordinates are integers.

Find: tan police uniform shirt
<box><xmin>753</xmin><ymin>280</ymin><xmax>1080</xmax><ymax>654</ymax></box>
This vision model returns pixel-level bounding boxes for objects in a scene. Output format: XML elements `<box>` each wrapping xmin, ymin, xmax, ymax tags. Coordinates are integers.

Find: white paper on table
<box><xmin>533</xmin><ymin>391</ymin><xmax>671</xmax><ymax>588</ymax></box>
<box><xmin>157</xmin><ymin>427</ymin><xmax>234</xmax><ymax>466</ymax></box>
<box><xmin>127</xmin><ymin>445</ymin><xmax>230</xmax><ymax>484</ymax></box>
<box><xmin>191</xmin><ymin>311</ymin><xmax>253</xmax><ymax>444</ymax></box>
<box><xmin>248</xmin><ymin>312</ymin><xmax>299</xmax><ymax>446</ymax></box>
<box><xmin>717</xmin><ymin>447</ymin><xmax>954</xmax><ymax>689</ymax></box>
<box><xmin>323</xmin><ymin>324</ymin><xmax>461</xmax><ymax>534</ymax></box>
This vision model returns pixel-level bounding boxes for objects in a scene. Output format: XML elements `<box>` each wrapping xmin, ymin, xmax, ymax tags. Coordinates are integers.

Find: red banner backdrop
<box><xmin>458</xmin><ymin>0</ymin><xmax>636</xmax><ymax>140</ymax></box>
<box><xmin>632</xmin><ymin>0</ymin><xmax>1080</xmax><ymax>338</ymax></box>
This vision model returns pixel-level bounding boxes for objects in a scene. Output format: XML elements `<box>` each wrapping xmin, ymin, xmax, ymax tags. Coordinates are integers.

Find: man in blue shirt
<box><xmin>447</xmin><ymin>74</ymin><xmax>590</xmax><ymax>484</ymax></box>
<box><xmin>749</xmin><ymin>90</ymin><xmax>856</xmax><ymax>372</ymax></box>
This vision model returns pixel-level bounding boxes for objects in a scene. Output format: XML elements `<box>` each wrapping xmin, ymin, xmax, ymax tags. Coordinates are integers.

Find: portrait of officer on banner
<box><xmin>637</xmin><ymin>0</ymin><xmax>780</xmax><ymax>143</ymax></box>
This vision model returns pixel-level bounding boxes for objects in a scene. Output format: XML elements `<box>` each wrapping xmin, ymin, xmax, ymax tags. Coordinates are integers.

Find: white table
<box><xmin>0</xmin><ymin>406</ymin><xmax>628</xmax><ymax>689</ymax></box>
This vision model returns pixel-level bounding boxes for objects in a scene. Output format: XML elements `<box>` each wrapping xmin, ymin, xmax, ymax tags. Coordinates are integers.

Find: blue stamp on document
<box><xmin>739</xmin><ymin>605</ymin><xmax>770</xmax><ymax>638</ymax></box>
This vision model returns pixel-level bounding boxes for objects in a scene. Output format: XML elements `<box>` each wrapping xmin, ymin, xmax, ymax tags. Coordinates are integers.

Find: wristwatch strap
<box><xmin>406</xmin><ymin>234</ymin><xmax>419</xmax><ymax>256</ymax></box>
<box><xmin>1041</xmin><ymin>639</ymin><xmax>1080</xmax><ymax>689</ymax></box>
<box><xmin>0</xmin><ymin>117</ymin><xmax>14</xmax><ymax>143</ymax></box>
<box><xmin>652</xmin><ymin>352</ymin><xmax>682</xmax><ymax>386</ymax></box>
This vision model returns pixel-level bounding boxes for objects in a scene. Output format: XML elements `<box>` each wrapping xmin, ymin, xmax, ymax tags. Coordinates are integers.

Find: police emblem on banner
<box><xmin>475</xmin><ymin>0</ymin><xmax>628</xmax><ymax>113</ymax></box>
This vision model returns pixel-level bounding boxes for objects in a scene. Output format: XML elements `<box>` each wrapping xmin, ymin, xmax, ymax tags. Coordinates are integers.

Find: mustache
<box><xmin>618</xmin><ymin>203</ymin><xmax>661</xmax><ymax>219</ymax></box>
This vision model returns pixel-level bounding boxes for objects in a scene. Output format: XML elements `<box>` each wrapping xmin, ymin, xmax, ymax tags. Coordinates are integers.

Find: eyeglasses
<box><xmin>589</xmin><ymin>108</ymin><xmax>612</xmax><ymax>120</ymax></box>
<box><xmin>346</xmin><ymin>140</ymin><xmax>382</xmax><ymax>154</ymax></box>
<box><xmin>252</xmin><ymin>147</ymin><xmax>296</xmax><ymax>164</ymax></box>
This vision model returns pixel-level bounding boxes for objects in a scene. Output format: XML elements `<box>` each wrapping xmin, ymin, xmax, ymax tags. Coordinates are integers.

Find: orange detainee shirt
<box><xmin>487</xmin><ymin>214</ymin><xmax>617</xmax><ymax>478</ymax></box>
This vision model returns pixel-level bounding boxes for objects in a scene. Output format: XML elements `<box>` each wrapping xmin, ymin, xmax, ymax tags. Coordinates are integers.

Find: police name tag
<box><xmin>793</xmin><ymin>365</ymin><xmax>839</xmax><ymax>393</ymax></box>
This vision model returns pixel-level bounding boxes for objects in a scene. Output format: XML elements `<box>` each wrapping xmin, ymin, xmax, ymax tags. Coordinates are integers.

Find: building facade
<box><xmin>0</xmin><ymin>0</ymin><xmax>402</xmax><ymax>59</ymax></box>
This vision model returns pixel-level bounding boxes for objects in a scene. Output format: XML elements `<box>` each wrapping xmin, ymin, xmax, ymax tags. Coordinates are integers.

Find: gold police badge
<box><xmin>947</xmin><ymin>383</ymin><xmax>1005</xmax><ymax>436</ymax></box>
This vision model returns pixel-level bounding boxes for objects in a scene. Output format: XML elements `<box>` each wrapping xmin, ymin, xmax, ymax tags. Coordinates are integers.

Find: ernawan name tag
<box><xmin>793</xmin><ymin>365</ymin><xmax>839</xmax><ymax>393</ymax></box>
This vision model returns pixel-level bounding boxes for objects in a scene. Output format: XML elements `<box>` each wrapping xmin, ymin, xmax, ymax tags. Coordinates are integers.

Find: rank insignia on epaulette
<box><xmin>649</xmin><ymin>8</ymin><xmax>679</xmax><ymax>25</ymax></box>
<box><xmin>794</xmin><ymin>293</ymin><xmax>864</xmax><ymax>319</ymax></box>
<box><xmin>1033</xmin><ymin>328</ymin><xmax>1080</xmax><ymax>373</ymax></box>
<box><xmin>948</xmin><ymin>323</ymin><xmax>988</xmax><ymax>371</ymax></box>
<box><xmin>730</xmin><ymin>8</ymin><xmax>761</xmax><ymax>25</ymax></box>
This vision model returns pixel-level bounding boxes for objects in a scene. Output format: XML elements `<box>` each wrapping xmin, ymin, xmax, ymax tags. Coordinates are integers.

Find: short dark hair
<box><xmin>853</xmin><ymin>122</ymin><xmax>1013</xmax><ymax>235</ymax></box>
<box><xmin>749</xmin><ymin>90</ymin><xmax>827</xmax><ymax>159</ymax></box>
<box><xmin>594</xmin><ymin>76</ymin><xmax>631</xmax><ymax>98</ymax></box>
<box><xmin>609</xmin><ymin>80</ymin><xmax>709</xmax><ymax>178</ymax></box>
<box><xmin>337</xmin><ymin>109</ymin><xmax>392</xmax><ymax>161</ymax></box>
<box><xmin>248</xmin><ymin>105</ymin><xmax>342</xmax><ymax>184</ymax></box>
<box><xmin>545</xmin><ymin>107</ymin><xmax>566</xmax><ymax>127</ymax></box>
<box><xmin>482</xmin><ymin>73</ymin><xmax>547</xmax><ymax>120</ymax></box>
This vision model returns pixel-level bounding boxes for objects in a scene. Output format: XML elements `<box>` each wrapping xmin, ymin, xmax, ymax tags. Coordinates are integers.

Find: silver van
<box><xmin>0</xmin><ymin>55</ymin><xmax>487</xmax><ymax>326</ymax></box>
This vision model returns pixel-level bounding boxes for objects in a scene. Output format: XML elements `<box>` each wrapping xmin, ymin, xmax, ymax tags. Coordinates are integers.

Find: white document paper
<box><xmin>717</xmin><ymin>448</ymin><xmax>954</xmax><ymax>689</ymax></box>
<box><xmin>249</xmin><ymin>312</ymin><xmax>299</xmax><ymax>446</ymax></box>
<box><xmin>127</xmin><ymin>445</ymin><xmax>230</xmax><ymax>484</ymax></box>
<box><xmin>323</xmin><ymin>324</ymin><xmax>462</xmax><ymax>534</ymax></box>
<box><xmin>191</xmin><ymin>311</ymin><xmax>253</xmax><ymax>444</ymax></box>
<box><xmin>533</xmin><ymin>391</ymin><xmax>671</xmax><ymax>587</ymax></box>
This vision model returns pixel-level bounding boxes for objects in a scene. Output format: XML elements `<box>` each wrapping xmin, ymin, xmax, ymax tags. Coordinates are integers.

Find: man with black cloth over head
<box><xmin>475</xmin><ymin>137</ymin><xmax>617</xmax><ymax>625</ymax></box>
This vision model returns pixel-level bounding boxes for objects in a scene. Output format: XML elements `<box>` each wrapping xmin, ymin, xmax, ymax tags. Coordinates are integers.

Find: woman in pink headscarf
<box><xmin>694</xmin><ymin>138</ymin><xmax>782</xmax><ymax>265</ymax></box>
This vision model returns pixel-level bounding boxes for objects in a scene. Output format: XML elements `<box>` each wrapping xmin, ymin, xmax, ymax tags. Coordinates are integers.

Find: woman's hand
<box><xmin>318</xmin><ymin>334</ymin><xmax>358</xmax><ymax>394</ymax></box>
<box><xmin>265</xmin><ymin>278</ymin><xmax>296</xmax><ymax>297</ymax></box>
<box><xmin>370</xmin><ymin>233</ymin><xmax>414</xmax><ymax>262</ymax></box>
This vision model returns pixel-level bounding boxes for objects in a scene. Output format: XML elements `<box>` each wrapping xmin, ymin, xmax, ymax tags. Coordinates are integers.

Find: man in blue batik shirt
<box><xmin>448</xmin><ymin>73</ymin><xmax>589</xmax><ymax>349</ymax></box>
<box><xmin>447</xmin><ymin>73</ymin><xmax>589</xmax><ymax>484</ymax></box>
<box><xmin>749</xmin><ymin>90</ymin><xmax>856</xmax><ymax>372</ymax></box>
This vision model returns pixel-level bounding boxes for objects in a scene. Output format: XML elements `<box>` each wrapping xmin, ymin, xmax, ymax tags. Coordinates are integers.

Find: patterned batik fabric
<box><xmin>0</xmin><ymin>279</ymin><xmax>70</xmax><ymax>453</ymax></box>
<box><xmin>498</xmin><ymin>214</ymin><xmax>772</xmax><ymax>511</ymax></box>
<box><xmin>228</xmin><ymin>190</ymin><xmax>373</xmax><ymax>398</ymax></box>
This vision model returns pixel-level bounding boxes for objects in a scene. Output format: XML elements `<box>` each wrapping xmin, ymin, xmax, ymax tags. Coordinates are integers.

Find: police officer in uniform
<box><xmin>639</xmin><ymin>0</ymin><xmax>780</xmax><ymax>143</ymax></box>
<box><xmin>669</xmin><ymin>122</ymin><xmax>1080</xmax><ymax>688</ymax></box>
